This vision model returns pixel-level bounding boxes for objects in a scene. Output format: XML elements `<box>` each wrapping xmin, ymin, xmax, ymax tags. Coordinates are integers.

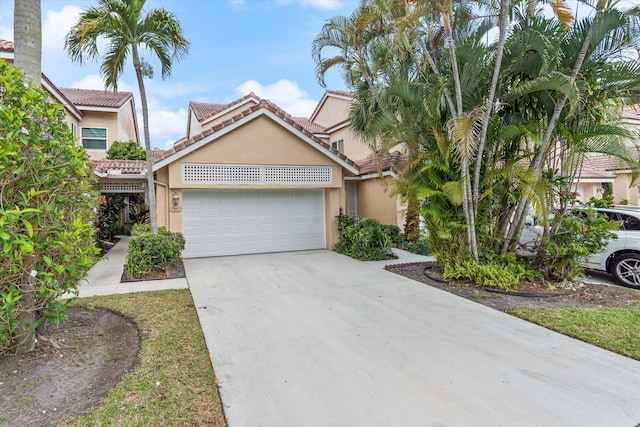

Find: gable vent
<box><xmin>100</xmin><ymin>181</ymin><xmax>145</xmax><ymax>193</ymax></box>
<box><xmin>182</xmin><ymin>163</ymin><xmax>332</xmax><ymax>185</ymax></box>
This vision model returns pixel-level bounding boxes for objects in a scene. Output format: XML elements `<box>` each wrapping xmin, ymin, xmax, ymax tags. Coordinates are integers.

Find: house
<box><xmin>0</xmin><ymin>40</ymin><xmax>140</xmax><ymax>159</ymax></box>
<box><xmin>577</xmin><ymin>107</ymin><xmax>640</xmax><ymax>205</ymax></box>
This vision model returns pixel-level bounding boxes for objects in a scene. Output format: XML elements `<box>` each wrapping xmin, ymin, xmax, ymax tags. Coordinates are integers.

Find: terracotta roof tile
<box><xmin>189</xmin><ymin>101</ymin><xmax>225</xmax><ymax>120</ymax></box>
<box><xmin>90</xmin><ymin>159</ymin><xmax>146</xmax><ymax>175</ymax></box>
<box><xmin>154</xmin><ymin>96</ymin><xmax>359</xmax><ymax>171</ymax></box>
<box><xmin>578</xmin><ymin>164</ymin><xmax>615</xmax><ymax>179</ymax></box>
<box><xmin>621</xmin><ymin>105</ymin><xmax>640</xmax><ymax>121</ymax></box>
<box><xmin>195</xmin><ymin>92</ymin><xmax>260</xmax><ymax>123</ymax></box>
<box><xmin>59</xmin><ymin>88</ymin><xmax>133</xmax><ymax>109</ymax></box>
<box><xmin>0</xmin><ymin>39</ymin><xmax>14</xmax><ymax>52</ymax></box>
<box><xmin>325</xmin><ymin>89</ymin><xmax>354</xmax><ymax>98</ymax></box>
<box><xmin>584</xmin><ymin>154</ymin><xmax>626</xmax><ymax>171</ymax></box>
<box><xmin>356</xmin><ymin>151</ymin><xmax>405</xmax><ymax>175</ymax></box>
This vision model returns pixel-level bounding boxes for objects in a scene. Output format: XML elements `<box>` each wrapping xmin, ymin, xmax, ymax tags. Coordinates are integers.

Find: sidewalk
<box><xmin>76</xmin><ymin>236</ymin><xmax>189</xmax><ymax>298</ymax></box>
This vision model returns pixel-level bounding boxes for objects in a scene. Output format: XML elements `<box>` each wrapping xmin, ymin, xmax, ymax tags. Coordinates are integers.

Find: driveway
<box><xmin>185</xmin><ymin>250</ymin><xmax>640</xmax><ymax>427</ymax></box>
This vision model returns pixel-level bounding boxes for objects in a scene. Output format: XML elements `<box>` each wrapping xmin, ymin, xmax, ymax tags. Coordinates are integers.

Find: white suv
<box><xmin>521</xmin><ymin>206</ymin><xmax>640</xmax><ymax>288</ymax></box>
<box><xmin>582</xmin><ymin>207</ymin><xmax>640</xmax><ymax>289</ymax></box>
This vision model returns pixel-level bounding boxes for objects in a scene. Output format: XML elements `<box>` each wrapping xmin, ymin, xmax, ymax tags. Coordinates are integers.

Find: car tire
<box><xmin>611</xmin><ymin>253</ymin><xmax>640</xmax><ymax>289</ymax></box>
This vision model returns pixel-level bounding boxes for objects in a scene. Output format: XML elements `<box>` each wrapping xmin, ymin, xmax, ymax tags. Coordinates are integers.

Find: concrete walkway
<box><xmin>186</xmin><ymin>250</ymin><xmax>640</xmax><ymax>427</ymax></box>
<box><xmin>77</xmin><ymin>236</ymin><xmax>188</xmax><ymax>297</ymax></box>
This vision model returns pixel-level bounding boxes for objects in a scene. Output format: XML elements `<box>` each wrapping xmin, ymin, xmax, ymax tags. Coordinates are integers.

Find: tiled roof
<box><xmin>292</xmin><ymin>117</ymin><xmax>327</xmax><ymax>134</ymax></box>
<box><xmin>90</xmin><ymin>159</ymin><xmax>146</xmax><ymax>175</ymax></box>
<box><xmin>154</xmin><ymin>97</ymin><xmax>359</xmax><ymax>171</ymax></box>
<box><xmin>189</xmin><ymin>101</ymin><xmax>225</xmax><ymax>121</ymax></box>
<box><xmin>584</xmin><ymin>154</ymin><xmax>626</xmax><ymax>171</ymax></box>
<box><xmin>325</xmin><ymin>89</ymin><xmax>354</xmax><ymax>98</ymax></box>
<box><xmin>578</xmin><ymin>165</ymin><xmax>615</xmax><ymax>179</ymax></box>
<box><xmin>621</xmin><ymin>105</ymin><xmax>640</xmax><ymax>121</ymax></box>
<box><xmin>0</xmin><ymin>39</ymin><xmax>13</xmax><ymax>52</ymax></box>
<box><xmin>356</xmin><ymin>151</ymin><xmax>405</xmax><ymax>175</ymax></box>
<box><xmin>41</xmin><ymin>74</ymin><xmax>83</xmax><ymax>118</ymax></box>
<box><xmin>59</xmin><ymin>88</ymin><xmax>133</xmax><ymax>109</ymax></box>
<box><xmin>195</xmin><ymin>92</ymin><xmax>260</xmax><ymax>123</ymax></box>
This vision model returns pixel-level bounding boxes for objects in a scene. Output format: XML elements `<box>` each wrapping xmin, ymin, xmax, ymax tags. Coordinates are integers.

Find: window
<box><xmin>331</xmin><ymin>139</ymin><xmax>344</xmax><ymax>154</ymax></box>
<box><xmin>81</xmin><ymin>127</ymin><xmax>107</xmax><ymax>150</ymax></box>
<box><xmin>346</xmin><ymin>182</ymin><xmax>357</xmax><ymax>216</ymax></box>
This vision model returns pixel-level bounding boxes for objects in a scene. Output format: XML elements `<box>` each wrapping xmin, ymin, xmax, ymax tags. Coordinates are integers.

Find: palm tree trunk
<box><xmin>503</xmin><ymin>9</ymin><xmax>600</xmax><ymax>253</ymax></box>
<box><xmin>473</xmin><ymin>0</ymin><xmax>510</xmax><ymax>212</ymax></box>
<box><xmin>132</xmin><ymin>46</ymin><xmax>158</xmax><ymax>234</ymax></box>
<box><xmin>13</xmin><ymin>0</ymin><xmax>41</xmax><ymax>86</ymax></box>
<box><xmin>13</xmin><ymin>0</ymin><xmax>41</xmax><ymax>355</ymax></box>
<box><xmin>444</xmin><ymin>7</ymin><xmax>478</xmax><ymax>261</ymax></box>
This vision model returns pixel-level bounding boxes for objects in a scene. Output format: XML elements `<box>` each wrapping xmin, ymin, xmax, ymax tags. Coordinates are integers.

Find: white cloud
<box><xmin>147</xmin><ymin>107</ymin><xmax>188</xmax><ymax>148</ymax></box>
<box><xmin>42</xmin><ymin>5</ymin><xmax>83</xmax><ymax>51</ymax></box>
<box><xmin>300</xmin><ymin>0</ymin><xmax>343</xmax><ymax>9</ymax></box>
<box><xmin>70</xmin><ymin>74</ymin><xmax>136</xmax><ymax>92</ymax></box>
<box><xmin>235</xmin><ymin>79</ymin><xmax>318</xmax><ymax>117</ymax></box>
<box><xmin>277</xmin><ymin>0</ymin><xmax>342</xmax><ymax>8</ymax></box>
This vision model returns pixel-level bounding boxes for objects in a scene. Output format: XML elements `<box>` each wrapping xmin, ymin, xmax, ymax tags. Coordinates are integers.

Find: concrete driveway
<box><xmin>185</xmin><ymin>250</ymin><xmax>640</xmax><ymax>427</ymax></box>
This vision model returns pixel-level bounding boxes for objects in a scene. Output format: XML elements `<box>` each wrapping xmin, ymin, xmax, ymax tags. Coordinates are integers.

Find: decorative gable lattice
<box><xmin>182</xmin><ymin>163</ymin><xmax>332</xmax><ymax>185</ymax></box>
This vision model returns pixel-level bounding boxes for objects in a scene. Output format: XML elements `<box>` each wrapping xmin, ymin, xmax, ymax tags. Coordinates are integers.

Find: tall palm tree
<box><xmin>13</xmin><ymin>0</ymin><xmax>41</xmax><ymax>354</ymax></box>
<box><xmin>14</xmin><ymin>0</ymin><xmax>41</xmax><ymax>86</ymax></box>
<box><xmin>65</xmin><ymin>0</ymin><xmax>189</xmax><ymax>233</ymax></box>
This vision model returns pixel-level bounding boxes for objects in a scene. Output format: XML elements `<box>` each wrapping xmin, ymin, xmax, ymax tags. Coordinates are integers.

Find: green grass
<box><xmin>510</xmin><ymin>302</ymin><xmax>640</xmax><ymax>361</ymax></box>
<box><xmin>61</xmin><ymin>289</ymin><xmax>226</xmax><ymax>426</ymax></box>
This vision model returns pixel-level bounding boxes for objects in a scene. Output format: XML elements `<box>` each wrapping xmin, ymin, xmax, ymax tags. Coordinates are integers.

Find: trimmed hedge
<box><xmin>125</xmin><ymin>224</ymin><xmax>185</xmax><ymax>279</ymax></box>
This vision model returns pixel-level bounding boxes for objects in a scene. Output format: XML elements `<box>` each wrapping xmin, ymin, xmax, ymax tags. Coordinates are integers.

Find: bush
<box><xmin>0</xmin><ymin>62</ymin><xmax>98</xmax><ymax>353</ymax></box>
<box><xmin>125</xmin><ymin>227</ymin><xmax>185</xmax><ymax>278</ymax></box>
<box><xmin>106</xmin><ymin>140</ymin><xmax>146</xmax><ymax>160</ymax></box>
<box><xmin>336</xmin><ymin>215</ymin><xmax>395</xmax><ymax>260</ymax></box>
<box><xmin>440</xmin><ymin>253</ymin><xmax>535</xmax><ymax>291</ymax></box>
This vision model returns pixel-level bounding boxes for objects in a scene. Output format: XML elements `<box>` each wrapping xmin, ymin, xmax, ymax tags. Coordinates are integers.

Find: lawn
<box><xmin>511</xmin><ymin>302</ymin><xmax>640</xmax><ymax>361</ymax></box>
<box><xmin>61</xmin><ymin>289</ymin><xmax>226</xmax><ymax>426</ymax></box>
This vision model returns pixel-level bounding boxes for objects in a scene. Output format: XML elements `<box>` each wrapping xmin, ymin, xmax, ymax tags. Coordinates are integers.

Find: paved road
<box><xmin>186</xmin><ymin>250</ymin><xmax>640</xmax><ymax>427</ymax></box>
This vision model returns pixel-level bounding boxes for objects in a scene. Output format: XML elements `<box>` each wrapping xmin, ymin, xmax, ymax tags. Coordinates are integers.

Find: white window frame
<box><xmin>81</xmin><ymin>126</ymin><xmax>108</xmax><ymax>150</ymax></box>
<box><xmin>331</xmin><ymin>139</ymin><xmax>344</xmax><ymax>154</ymax></box>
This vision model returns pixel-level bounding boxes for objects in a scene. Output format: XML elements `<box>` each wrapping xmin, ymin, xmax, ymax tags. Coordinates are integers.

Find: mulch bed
<box><xmin>120</xmin><ymin>261</ymin><xmax>186</xmax><ymax>282</ymax></box>
<box><xmin>386</xmin><ymin>262</ymin><xmax>640</xmax><ymax>311</ymax></box>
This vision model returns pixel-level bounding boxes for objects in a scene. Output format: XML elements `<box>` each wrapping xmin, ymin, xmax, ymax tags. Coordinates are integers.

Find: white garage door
<box><xmin>182</xmin><ymin>189</ymin><xmax>326</xmax><ymax>258</ymax></box>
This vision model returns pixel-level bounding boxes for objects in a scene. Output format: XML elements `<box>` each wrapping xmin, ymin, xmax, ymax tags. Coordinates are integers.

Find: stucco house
<box><xmin>0</xmin><ymin>40</ymin><xmax>140</xmax><ymax>160</ymax></box>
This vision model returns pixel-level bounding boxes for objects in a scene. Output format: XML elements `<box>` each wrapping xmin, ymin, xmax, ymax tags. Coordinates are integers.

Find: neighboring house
<box><xmin>0</xmin><ymin>40</ymin><xmax>140</xmax><ymax>159</ymax></box>
<box><xmin>577</xmin><ymin>107</ymin><xmax>640</xmax><ymax>205</ymax></box>
<box><xmin>59</xmin><ymin>88</ymin><xmax>139</xmax><ymax>160</ymax></box>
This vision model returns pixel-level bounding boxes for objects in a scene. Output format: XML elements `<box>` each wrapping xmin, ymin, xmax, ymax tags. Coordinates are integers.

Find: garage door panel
<box><xmin>182</xmin><ymin>189</ymin><xmax>326</xmax><ymax>258</ymax></box>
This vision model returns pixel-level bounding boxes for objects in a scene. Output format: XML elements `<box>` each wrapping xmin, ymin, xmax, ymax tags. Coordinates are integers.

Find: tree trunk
<box><xmin>14</xmin><ymin>0</ymin><xmax>41</xmax><ymax>354</ymax></box>
<box><xmin>16</xmin><ymin>272</ymin><xmax>37</xmax><ymax>353</ymax></box>
<box><xmin>13</xmin><ymin>0</ymin><xmax>41</xmax><ymax>86</ymax></box>
<box><xmin>132</xmin><ymin>46</ymin><xmax>158</xmax><ymax>234</ymax></box>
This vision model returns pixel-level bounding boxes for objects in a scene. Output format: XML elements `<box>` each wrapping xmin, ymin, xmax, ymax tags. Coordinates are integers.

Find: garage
<box><xmin>181</xmin><ymin>189</ymin><xmax>326</xmax><ymax>258</ymax></box>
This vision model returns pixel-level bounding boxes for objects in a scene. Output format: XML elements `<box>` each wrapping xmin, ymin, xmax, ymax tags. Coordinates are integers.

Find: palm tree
<box><xmin>13</xmin><ymin>0</ymin><xmax>41</xmax><ymax>354</ymax></box>
<box><xmin>13</xmin><ymin>0</ymin><xmax>41</xmax><ymax>86</ymax></box>
<box><xmin>65</xmin><ymin>0</ymin><xmax>189</xmax><ymax>233</ymax></box>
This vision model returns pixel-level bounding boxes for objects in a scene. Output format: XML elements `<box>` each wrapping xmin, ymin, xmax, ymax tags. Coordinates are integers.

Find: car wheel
<box><xmin>611</xmin><ymin>253</ymin><xmax>640</xmax><ymax>289</ymax></box>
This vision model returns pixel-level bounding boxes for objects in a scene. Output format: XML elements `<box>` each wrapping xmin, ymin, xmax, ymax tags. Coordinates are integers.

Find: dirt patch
<box><xmin>386</xmin><ymin>262</ymin><xmax>640</xmax><ymax>311</ymax></box>
<box><xmin>0</xmin><ymin>306</ymin><xmax>140</xmax><ymax>426</ymax></box>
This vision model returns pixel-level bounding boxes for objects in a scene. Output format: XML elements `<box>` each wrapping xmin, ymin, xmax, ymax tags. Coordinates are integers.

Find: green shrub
<box><xmin>440</xmin><ymin>253</ymin><xmax>535</xmax><ymax>291</ymax></box>
<box><xmin>336</xmin><ymin>215</ymin><xmax>395</xmax><ymax>261</ymax></box>
<box><xmin>380</xmin><ymin>224</ymin><xmax>405</xmax><ymax>245</ymax></box>
<box><xmin>106</xmin><ymin>140</ymin><xmax>146</xmax><ymax>160</ymax></box>
<box><xmin>125</xmin><ymin>227</ymin><xmax>185</xmax><ymax>279</ymax></box>
<box><xmin>0</xmin><ymin>62</ymin><xmax>98</xmax><ymax>353</ymax></box>
<box><xmin>402</xmin><ymin>238</ymin><xmax>431</xmax><ymax>255</ymax></box>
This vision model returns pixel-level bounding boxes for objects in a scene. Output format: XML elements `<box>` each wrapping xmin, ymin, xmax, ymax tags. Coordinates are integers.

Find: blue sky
<box><xmin>0</xmin><ymin>0</ymin><xmax>358</xmax><ymax>148</ymax></box>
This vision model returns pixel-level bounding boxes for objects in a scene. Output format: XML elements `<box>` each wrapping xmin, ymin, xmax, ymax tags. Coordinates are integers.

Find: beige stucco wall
<box><xmin>81</xmin><ymin>107</ymin><xmax>138</xmax><ymax>160</ymax></box>
<box><xmin>187</xmin><ymin>111</ymin><xmax>202</xmax><ymax>138</ymax></box>
<box><xmin>312</xmin><ymin>95</ymin><xmax>351</xmax><ymax>128</ymax></box>
<box><xmin>612</xmin><ymin>173</ymin><xmax>640</xmax><ymax>205</ymax></box>
<box><xmin>155</xmin><ymin>115</ymin><xmax>349</xmax><ymax>249</ymax></box>
<box><xmin>356</xmin><ymin>177</ymin><xmax>404</xmax><ymax>228</ymax></box>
